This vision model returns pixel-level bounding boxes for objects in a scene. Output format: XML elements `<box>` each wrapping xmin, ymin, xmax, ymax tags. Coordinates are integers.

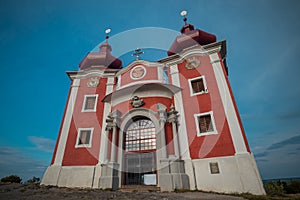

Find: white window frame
<box><xmin>75</xmin><ymin>128</ymin><xmax>94</xmax><ymax>148</ymax></box>
<box><xmin>194</xmin><ymin>111</ymin><xmax>217</xmax><ymax>137</ymax></box>
<box><xmin>81</xmin><ymin>94</ymin><xmax>98</xmax><ymax>112</ymax></box>
<box><xmin>188</xmin><ymin>75</ymin><xmax>208</xmax><ymax>96</ymax></box>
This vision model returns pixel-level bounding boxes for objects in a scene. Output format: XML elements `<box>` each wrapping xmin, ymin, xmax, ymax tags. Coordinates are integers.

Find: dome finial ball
<box><xmin>180</xmin><ymin>10</ymin><xmax>187</xmax><ymax>17</ymax></box>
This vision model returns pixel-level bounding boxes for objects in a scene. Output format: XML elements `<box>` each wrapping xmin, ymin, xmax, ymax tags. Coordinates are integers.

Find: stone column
<box><xmin>167</xmin><ymin>105</ymin><xmax>180</xmax><ymax>158</ymax></box>
<box><xmin>157</xmin><ymin>104</ymin><xmax>167</xmax><ymax>158</ymax></box>
<box><xmin>158</xmin><ymin>104</ymin><xmax>190</xmax><ymax>191</ymax></box>
<box><xmin>99</xmin><ymin>110</ymin><xmax>121</xmax><ymax>190</ymax></box>
<box><xmin>110</xmin><ymin>110</ymin><xmax>121</xmax><ymax>163</ymax></box>
<box><xmin>105</xmin><ymin>115</ymin><xmax>114</xmax><ymax>162</ymax></box>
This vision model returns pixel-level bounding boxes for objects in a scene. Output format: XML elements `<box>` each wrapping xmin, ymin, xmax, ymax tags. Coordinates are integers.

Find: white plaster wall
<box><xmin>183</xmin><ymin>159</ymin><xmax>196</xmax><ymax>190</ymax></box>
<box><xmin>41</xmin><ymin>165</ymin><xmax>62</xmax><ymax>186</ymax></box>
<box><xmin>92</xmin><ymin>164</ymin><xmax>102</xmax><ymax>188</ymax></box>
<box><xmin>193</xmin><ymin>153</ymin><xmax>265</xmax><ymax>195</ymax></box>
<box><xmin>57</xmin><ymin>166</ymin><xmax>95</xmax><ymax>188</ymax></box>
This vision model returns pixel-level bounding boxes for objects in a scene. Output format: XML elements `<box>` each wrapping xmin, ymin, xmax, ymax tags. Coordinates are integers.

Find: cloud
<box><xmin>254</xmin><ymin>152</ymin><xmax>268</xmax><ymax>158</ymax></box>
<box><xmin>28</xmin><ymin>136</ymin><xmax>55</xmax><ymax>153</ymax></box>
<box><xmin>256</xmin><ymin>159</ymin><xmax>268</xmax><ymax>162</ymax></box>
<box><xmin>275</xmin><ymin>111</ymin><xmax>300</xmax><ymax>120</ymax></box>
<box><xmin>267</xmin><ymin>135</ymin><xmax>300</xmax><ymax>151</ymax></box>
<box><xmin>287</xmin><ymin>152</ymin><xmax>298</xmax><ymax>155</ymax></box>
<box><xmin>0</xmin><ymin>147</ymin><xmax>48</xmax><ymax>181</ymax></box>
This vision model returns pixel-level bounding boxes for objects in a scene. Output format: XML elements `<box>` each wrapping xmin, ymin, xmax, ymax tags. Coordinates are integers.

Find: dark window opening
<box><xmin>191</xmin><ymin>78</ymin><xmax>205</xmax><ymax>94</ymax></box>
<box><xmin>198</xmin><ymin>114</ymin><xmax>214</xmax><ymax>133</ymax></box>
<box><xmin>78</xmin><ymin>130</ymin><xmax>91</xmax><ymax>145</ymax></box>
<box><xmin>84</xmin><ymin>96</ymin><xmax>96</xmax><ymax>110</ymax></box>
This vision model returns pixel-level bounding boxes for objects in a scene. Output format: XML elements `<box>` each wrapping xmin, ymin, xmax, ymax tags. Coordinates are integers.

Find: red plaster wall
<box><xmin>165</xmin><ymin>122</ymin><xmax>175</xmax><ymax>155</ymax></box>
<box><xmin>112</xmin><ymin>97</ymin><xmax>172</xmax><ymax>118</ymax></box>
<box><xmin>120</xmin><ymin>64</ymin><xmax>159</xmax><ymax>87</ymax></box>
<box><xmin>175</xmin><ymin>56</ymin><xmax>235</xmax><ymax>159</ymax></box>
<box><xmin>62</xmin><ymin>77</ymin><xmax>107</xmax><ymax>166</ymax></box>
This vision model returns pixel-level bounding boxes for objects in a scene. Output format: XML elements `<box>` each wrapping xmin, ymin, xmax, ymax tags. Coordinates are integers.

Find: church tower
<box><xmin>41</xmin><ymin>12</ymin><xmax>265</xmax><ymax>195</ymax></box>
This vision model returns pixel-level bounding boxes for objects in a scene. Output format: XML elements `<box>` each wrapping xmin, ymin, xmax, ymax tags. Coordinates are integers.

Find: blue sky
<box><xmin>0</xmin><ymin>0</ymin><xmax>300</xmax><ymax>181</ymax></box>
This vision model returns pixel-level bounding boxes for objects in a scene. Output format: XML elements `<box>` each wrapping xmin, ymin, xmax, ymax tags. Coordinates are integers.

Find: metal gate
<box><xmin>124</xmin><ymin>152</ymin><xmax>156</xmax><ymax>185</ymax></box>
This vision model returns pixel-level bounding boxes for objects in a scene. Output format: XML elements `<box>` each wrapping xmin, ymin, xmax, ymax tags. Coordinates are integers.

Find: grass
<box><xmin>173</xmin><ymin>188</ymin><xmax>300</xmax><ymax>200</ymax></box>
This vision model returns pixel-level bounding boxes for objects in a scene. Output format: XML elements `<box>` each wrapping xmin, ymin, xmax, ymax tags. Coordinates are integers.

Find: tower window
<box><xmin>188</xmin><ymin>76</ymin><xmax>208</xmax><ymax>96</ymax></box>
<box><xmin>82</xmin><ymin>94</ymin><xmax>98</xmax><ymax>112</ymax></box>
<box><xmin>76</xmin><ymin>128</ymin><xmax>93</xmax><ymax>148</ymax></box>
<box><xmin>194</xmin><ymin>111</ymin><xmax>217</xmax><ymax>136</ymax></box>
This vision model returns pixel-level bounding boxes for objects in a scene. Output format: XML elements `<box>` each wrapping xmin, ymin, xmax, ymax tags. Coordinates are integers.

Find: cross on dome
<box><xmin>132</xmin><ymin>48</ymin><xmax>144</xmax><ymax>60</ymax></box>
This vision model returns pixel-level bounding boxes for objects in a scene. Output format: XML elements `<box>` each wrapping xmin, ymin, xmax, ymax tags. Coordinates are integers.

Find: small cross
<box><xmin>132</xmin><ymin>48</ymin><xmax>144</xmax><ymax>60</ymax></box>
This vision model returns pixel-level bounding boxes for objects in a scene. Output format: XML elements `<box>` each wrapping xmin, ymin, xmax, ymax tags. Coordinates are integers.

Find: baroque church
<box><xmin>41</xmin><ymin>12</ymin><xmax>266</xmax><ymax>195</ymax></box>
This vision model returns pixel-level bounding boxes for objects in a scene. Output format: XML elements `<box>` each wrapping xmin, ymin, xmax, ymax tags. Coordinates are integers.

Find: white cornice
<box><xmin>66</xmin><ymin>69</ymin><xmax>118</xmax><ymax>80</ymax></box>
<box><xmin>158</xmin><ymin>40</ymin><xmax>226</xmax><ymax>66</ymax></box>
<box><xmin>116</xmin><ymin>60</ymin><xmax>164</xmax><ymax>76</ymax></box>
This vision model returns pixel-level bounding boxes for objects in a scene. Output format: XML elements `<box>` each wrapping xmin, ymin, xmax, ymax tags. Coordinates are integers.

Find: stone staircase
<box><xmin>119</xmin><ymin>185</ymin><xmax>160</xmax><ymax>192</ymax></box>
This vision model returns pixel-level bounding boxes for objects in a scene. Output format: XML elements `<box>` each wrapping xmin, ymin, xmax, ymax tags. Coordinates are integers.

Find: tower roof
<box><xmin>167</xmin><ymin>11</ymin><xmax>217</xmax><ymax>56</ymax></box>
<box><xmin>79</xmin><ymin>30</ymin><xmax>122</xmax><ymax>70</ymax></box>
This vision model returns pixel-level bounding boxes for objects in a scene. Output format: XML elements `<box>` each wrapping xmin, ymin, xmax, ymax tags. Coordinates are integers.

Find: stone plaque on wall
<box><xmin>209</xmin><ymin>162</ymin><xmax>220</xmax><ymax>174</ymax></box>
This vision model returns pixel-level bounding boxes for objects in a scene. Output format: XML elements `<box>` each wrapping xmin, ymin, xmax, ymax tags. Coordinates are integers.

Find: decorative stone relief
<box><xmin>130</xmin><ymin>96</ymin><xmax>145</xmax><ymax>108</ymax></box>
<box><xmin>185</xmin><ymin>56</ymin><xmax>200</xmax><ymax>70</ymax></box>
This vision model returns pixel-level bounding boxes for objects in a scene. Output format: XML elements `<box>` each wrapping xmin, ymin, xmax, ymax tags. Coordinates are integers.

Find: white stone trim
<box><xmin>118</xmin><ymin>79</ymin><xmax>164</xmax><ymax>90</ymax></box>
<box><xmin>209</xmin><ymin>53</ymin><xmax>247</xmax><ymax>154</ymax></box>
<box><xmin>116</xmin><ymin>59</ymin><xmax>164</xmax><ymax>76</ymax></box>
<box><xmin>130</xmin><ymin>65</ymin><xmax>147</xmax><ymax>80</ymax></box>
<box><xmin>116</xmin><ymin>75</ymin><xmax>121</xmax><ymax>89</ymax></box>
<box><xmin>53</xmin><ymin>79</ymin><xmax>80</xmax><ymax>165</ymax></box>
<box><xmin>75</xmin><ymin>128</ymin><xmax>94</xmax><ymax>148</ymax></box>
<box><xmin>81</xmin><ymin>94</ymin><xmax>98</xmax><ymax>112</ymax></box>
<box><xmin>160</xmin><ymin>43</ymin><xmax>222</xmax><ymax>66</ymax></box>
<box><xmin>170</xmin><ymin>64</ymin><xmax>190</xmax><ymax>159</ymax></box>
<box><xmin>157</xmin><ymin>66</ymin><xmax>163</xmax><ymax>82</ymax></box>
<box><xmin>99</xmin><ymin>77</ymin><xmax>114</xmax><ymax>163</ymax></box>
<box><xmin>188</xmin><ymin>75</ymin><xmax>208</xmax><ymax>96</ymax></box>
<box><xmin>194</xmin><ymin>111</ymin><xmax>218</xmax><ymax>137</ymax></box>
<box><xmin>67</xmin><ymin>70</ymin><xmax>104</xmax><ymax>80</ymax></box>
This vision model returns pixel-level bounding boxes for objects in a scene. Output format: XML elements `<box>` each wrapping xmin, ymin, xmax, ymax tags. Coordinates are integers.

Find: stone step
<box><xmin>119</xmin><ymin>185</ymin><xmax>160</xmax><ymax>192</ymax></box>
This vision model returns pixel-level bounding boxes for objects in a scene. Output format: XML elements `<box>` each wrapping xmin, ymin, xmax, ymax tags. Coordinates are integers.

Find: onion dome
<box><xmin>167</xmin><ymin>11</ymin><xmax>217</xmax><ymax>56</ymax></box>
<box><xmin>79</xmin><ymin>29</ymin><xmax>122</xmax><ymax>69</ymax></box>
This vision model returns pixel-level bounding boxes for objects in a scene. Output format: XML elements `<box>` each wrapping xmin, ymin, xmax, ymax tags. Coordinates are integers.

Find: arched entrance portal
<box><xmin>123</xmin><ymin>118</ymin><xmax>157</xmax><ymax>185</ymax></box>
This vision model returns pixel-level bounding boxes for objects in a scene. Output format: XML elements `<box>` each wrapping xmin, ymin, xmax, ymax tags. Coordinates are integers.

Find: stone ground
<box><xmin>0</xmin><ymin>183</ymin><xmax>246</xmax><ymax>200</ymax></box>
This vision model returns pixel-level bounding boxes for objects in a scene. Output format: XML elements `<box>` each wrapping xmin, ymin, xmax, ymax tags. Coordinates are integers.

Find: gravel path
<box><xmin>0</xmin><ymin>183</ymin><xmax>245</xmax><ymax>200</ymax></box>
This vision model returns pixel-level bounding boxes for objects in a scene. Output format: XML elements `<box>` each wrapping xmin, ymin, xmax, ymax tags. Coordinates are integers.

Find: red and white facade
<box><xmin>41</xmin><ymin>21</ymin><xmax>265</xmax><ymax>195</ymax></box>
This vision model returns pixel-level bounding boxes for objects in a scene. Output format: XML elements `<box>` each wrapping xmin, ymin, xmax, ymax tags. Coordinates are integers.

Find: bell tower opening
<box><xmin>123</xmin><ymin>117</ymin><xmax>157</xmax><ymax>185</ymax></box>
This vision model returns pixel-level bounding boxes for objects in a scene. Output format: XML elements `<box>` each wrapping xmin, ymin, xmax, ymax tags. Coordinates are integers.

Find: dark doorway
<box><xmin>124</xmin><ymin>152</ymin><xmax>156</xmax><ymax>185</ymax></box>
<box><xmin>123</xmin><ymin>118</ymin><xmax>157</xmax><ymax>185</ymax></box>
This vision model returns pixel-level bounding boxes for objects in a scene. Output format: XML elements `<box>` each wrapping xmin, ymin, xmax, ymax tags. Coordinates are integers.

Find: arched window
<box><xmin>125</xmin><ymin>119</ymin><xmax>156</xmax><ymax>152</ymax></box>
